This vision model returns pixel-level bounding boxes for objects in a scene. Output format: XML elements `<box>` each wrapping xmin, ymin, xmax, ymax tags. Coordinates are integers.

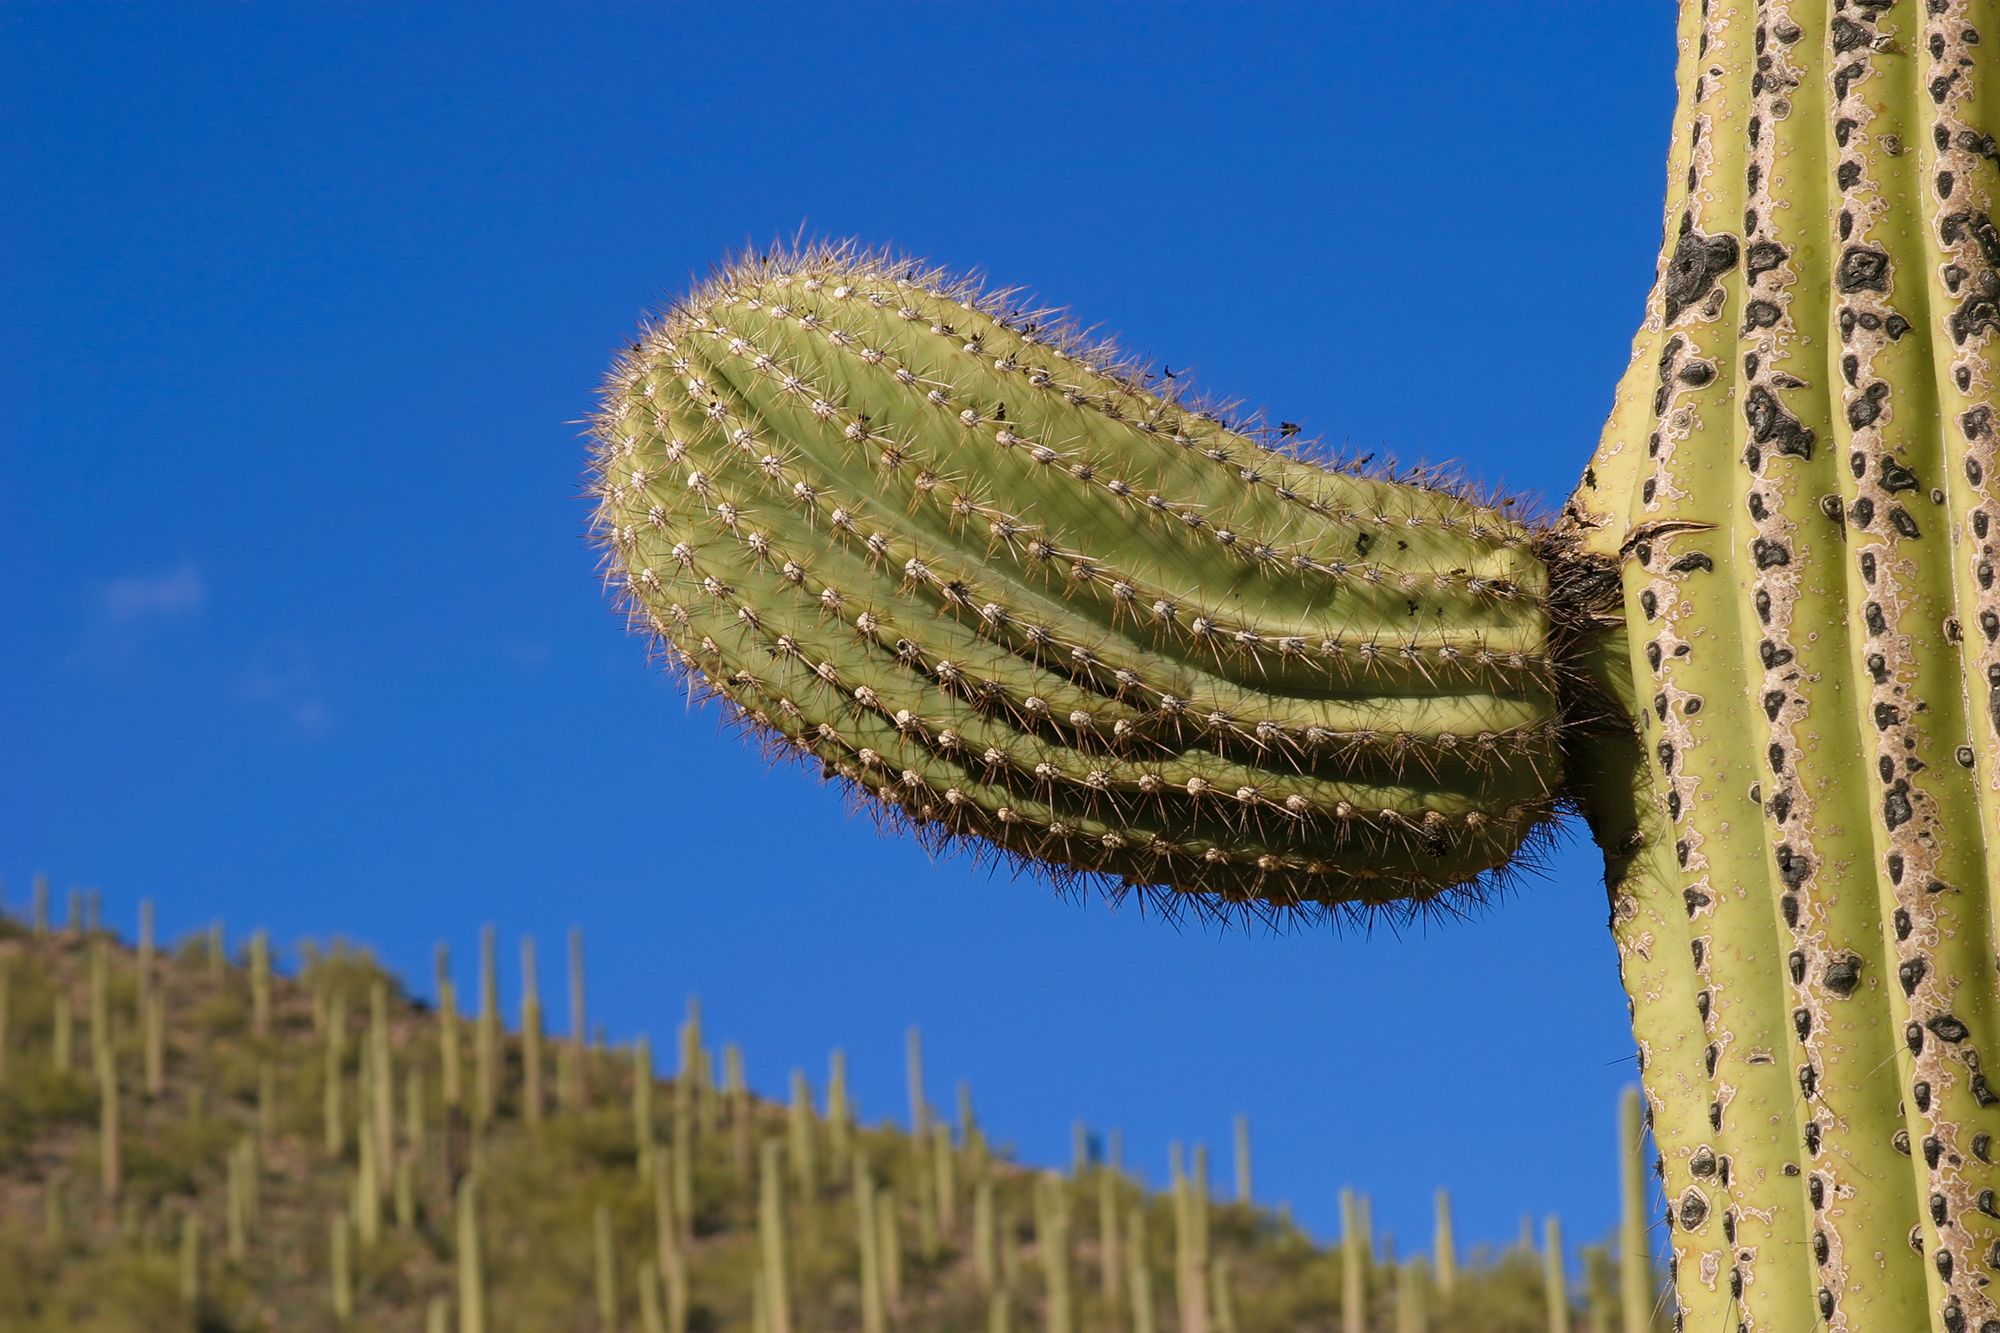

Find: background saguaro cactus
<box><xmin>586</xmin><ymin>4</ymin><xmax>2000</xmax><ymax>1330</ymax></box>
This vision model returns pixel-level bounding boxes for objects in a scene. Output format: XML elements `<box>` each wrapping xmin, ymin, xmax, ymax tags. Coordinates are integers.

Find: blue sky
<box><xmin>3</xmin><ymin>4</ymin><xmax>1678</xmax><ymax>1260</ymax></box>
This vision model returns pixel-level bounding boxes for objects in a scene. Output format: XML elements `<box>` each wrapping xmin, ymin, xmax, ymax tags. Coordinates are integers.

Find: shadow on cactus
<box><xmin>587</xmin><ymin>243</ymin><xmax>1625</xmax><ymax>925</ymax></box>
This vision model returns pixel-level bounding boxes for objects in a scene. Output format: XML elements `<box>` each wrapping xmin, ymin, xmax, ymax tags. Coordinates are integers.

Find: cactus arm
<box><xmin>593</xmin><ymin>258</ymin><xmax>1569</xmax><ymax>908</ymax></box>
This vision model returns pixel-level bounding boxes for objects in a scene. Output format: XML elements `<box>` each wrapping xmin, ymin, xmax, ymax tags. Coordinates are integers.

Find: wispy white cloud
<box><xmin>75</xmin><ymin>562</ymin><xmax>207</xmax><ymax>668</ymax></box>
<box><xmin>99</xmin><ymin>563</ymin><xmax>206</xmax><ymax>623</ymax></box>
<box><xmin>243</xmin><ymin>637</ymin><xmax>333</xmax><ymax>737</ymax></box>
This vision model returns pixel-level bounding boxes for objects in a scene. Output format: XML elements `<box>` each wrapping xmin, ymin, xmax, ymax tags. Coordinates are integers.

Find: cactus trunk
<box><xmin>1559</xmin><ymin>3</ymin><xmax>2000</xmax><ymax>1329</ymax></box>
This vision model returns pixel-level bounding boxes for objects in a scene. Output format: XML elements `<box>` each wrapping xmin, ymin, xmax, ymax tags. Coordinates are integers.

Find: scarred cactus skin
<box><xmin>589</xmin><ymin>247</ymin><xmax>1587</xmax><ymax>911</ymax></box>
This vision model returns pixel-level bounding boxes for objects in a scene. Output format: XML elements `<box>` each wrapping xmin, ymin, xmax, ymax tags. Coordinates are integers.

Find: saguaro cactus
<box><xmin>587</xmin><ymin>4</ymin><xmax>2000</xmax><ymax>1328</ymax></box>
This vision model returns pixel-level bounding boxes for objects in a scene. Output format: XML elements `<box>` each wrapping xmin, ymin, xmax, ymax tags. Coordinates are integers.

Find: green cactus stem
<box><xmin>854</xmin><ymin>1159</ymin><xmax>887</xmax><ymax>1333</ymax></box>
<box><xmin>370</xmin><ymin>980</ymin><xmax>394</xmax><ymax>1173</ymax></box>
<box><xmin>0</xmin><ymin>958</ymin><xmax>11</xmax><ymax>1088</ymax></box>
<box><xmin>456</xmin><ymin>1174</ymin><xmax>486</xmax><ymax>1333</ymax></box>
<box><xmin>1584</xmin><ymin>1246</ymin><xmax>1616</xmax><ymax>1333</ymax></box>
<box><xmin>1615</xmin><ymin>1089</ymin><xmax>1649</xmax><ymax>1333</ymax></box>
<box><xmin>427</xmin><ymin>1297</ymin><xmax>449</xmax><ymax>1333</ymax></box>
<box><xmin>1553</xmin><ymin>3</ymin><xmax>2000</xmax><ymax>1326</ymax></box>
<box><xmin>143</xmin><ymin>989</ymin><xmax>164</xmax><ymax>1097</ymax></box>
<box><xmin>475</xmin><ymin>924</ymin><xmax>498</xmax><ymax>1132</ymax></box>
<box><xmin>757</xmin><ymin>1138</ymin><xmax>793</xmax><ymax>1333</ymax></box>
<box><xmin>1543</xmin><ymin>1216</ymin><xmax>1568</xmax><ymax>1333</ymax></box>
<box><xmin>595</xmin><ymin>1200</ymin><xmax>619</xmax><ymax>1332</ymax></box>
<box><xmin>637</xmin><ymin>1258</ymin><xmax>666</xmax><ymax>1333</ymax></box>
<box><xmin>1127</xmin><ymin>1205</ymin><xmax>1157</xmax><ymax>1333</ymax></box>
<box><xmin>1096</xmin><ymin>1166</ymin><xmax>1121</xmax><ymax>1310</ymax></box>
<box><xmin>988</xmin><ymin>1290</ymin><xmax>1013</xmax><ymax>1333</ymax></box>
<box><xmin>95</xmin><ymin>1038</ymin><xmax>120</xmax><ymax>1207</ymax></box>
<box><xmin>87</xmin><ymin>940</ymin><xmax>107</xmax><ymax>1071</ymax></box>
<box><xmin>931</xmin><ymin>1122</ymin><xmax>957</xmax><ymax>1235</ymax></box>
<box><xmin>1396</xmin><ymin>1259</ymin><xmax>1431</xmax><ymax>1333</ymax></box>
<box><xmin>726</xmin><ymin>1043</ymin><xmax>752</xmax><ymax>1182</ymax></box>
<box><xmin>1231</xmin><ymin>1115</ymin><xmax>1251</xmax><ymax>1205</ymax></box>
<box><xmin>331</xmin><ymin>1210</ymin><xmax>354</xmax><ymax>1323</ymax></box>
<box><xmin>786</xmin><ymin>1068</ymin><xmax>816</xmax><ymax>1193</ymax></box>
<box><xmin>31</xmin><ymin>872</ymin><xmax>48</xmax><ymax>935</ymax></box>
<box><xmin>1433</xmin><ymin>1188</ymin><xmax>1457</xmax><ymax>1299</ymax></box>
<box><xmin>1036</xmin><ymin>1170</ymin><xmax>1074</xmax><ymax>1333</ymax></box>
<box><xmin>179</xmin><ymin>1211</ymin><xmax>203</xmax><ymax>1308</ymax></box>
<box><xmin>227</xmin><ymin>1138</ymin><xmax>255</xmax><ymax>1261</ymax></box>
<box><xmin>825</xmin><ymin>1046</ymin><xmax>850</xmax><ymax>1171</ymax></box>
<box><xmin>520</xmin><ymin>935</ymin><xmax>544</xmax><ymax>1127</ymax></box>
<box><xmin>632</xmin><ymin>1034</ymin><xmax>654</xmax><ymax>1159</ymax></box>
<box><xmin>1173</xmin><ymin>1145</ymin><xmax>1209</xmax><ymax>1333</ymax></box>
<box><xmin>591</xmin><ymin>249</ymin><xmax>1578</xmax><ymax>913</ymax></box>
<box><xmin>1210</xmin><ymin>1259</ymin><xmax>1240</xmax><ymax>1333</ymax></box>
<box><xmin>653</xmin><ymin>1151</ymin><xmax>689</xmax><ymax>1333</ymax></box>
<box><xmin>973</xmin><ymin>1174</ymin><xmax>998</xmax><ymax>1294</ymax></box>
<box><xmin>136</xmin><ymin>898</ymin><xmax>154</xmax><ymax>1017</ymax></box>
<box><xmin>904</xmin><ymin>1027</ymin><xmax>927</xmax><ymax>1140</ymax></box>
<box><xmin>324</xmin><ymin>991</ymin><xmax>347</xmax><ymax>1158</ymax></box>
<box><xmin>878</xmin><ymin>1184</ymin><xmax>904</xmax><ymax>1308</ymax></box>
<box><xmin>249</xmin><ymin>930</ymin><xmax>271</xmax><ymax>1038</ymax></box>
<box><xmin>565</xmin><ymin>927</ymin><xmax>587</xmax><ymax>1112</ymax></box>
<box><xmin>437</xmin><ymin>944</ymin><xmax>463</xmax><ymax>1116</ymax></box>
<box><xmin>1341</xmin><ymin>1187</ymin><xmax>1365</xmax><ymax>1333</ymax></box>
